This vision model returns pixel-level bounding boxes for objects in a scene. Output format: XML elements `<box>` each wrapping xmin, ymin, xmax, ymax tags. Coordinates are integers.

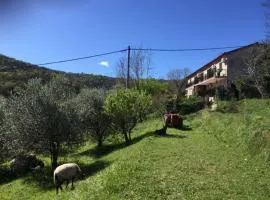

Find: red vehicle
<box><xmin>164</xmin><ymin>113</ymin><xmax>183</xmax><ymax>129</ymax></box>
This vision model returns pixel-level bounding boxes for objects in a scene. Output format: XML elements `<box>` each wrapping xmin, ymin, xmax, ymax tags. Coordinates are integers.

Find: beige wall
<box><xmin>187</xmin><ymin>57</ymin><xmax>228</xmax><ymax>84</ymax></box>
<box><xmin>186</xmin><ymin>56</ymin><xmax>228</xmax><ymax>98</ymax></box>
<box><xmin>186</xmin><ymin>44</ymin><xmax>260</xmax><ymax>99</ymax></box>
<box><xmin>186</xmin><ymin>87</ymin><xmax>194</xmax><ymax>97</ymax></box>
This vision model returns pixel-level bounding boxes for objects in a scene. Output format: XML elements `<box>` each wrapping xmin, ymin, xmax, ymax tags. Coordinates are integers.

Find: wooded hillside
<box><xmin>0</xmin><ymin>54</ymin><xmax>117</xmax><ymax>96</ymax></box>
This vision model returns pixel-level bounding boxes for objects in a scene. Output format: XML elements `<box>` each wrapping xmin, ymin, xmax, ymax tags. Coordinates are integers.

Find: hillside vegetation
<box><xmin>1</xmin><ymin>99</ymin><xmax>269</xmax><ymax>199</ymax></box>
<box><xmin>0</xmin><ymin>54</ymin><xmax>116</xmax><ymax>96</ymax></box>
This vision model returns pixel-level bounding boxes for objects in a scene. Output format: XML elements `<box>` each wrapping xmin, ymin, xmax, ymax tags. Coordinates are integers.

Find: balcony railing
<box><xmin>187</xmin><ymin>68</ymin><xmax>227</xmax><ymax>88</ymax></box>
<box><xmin>207</xmin><ymin>68</ymin><xmax>215</xmax><ymax>79</ymax></box>
<box><xmin>187</xmin><ymin>82</ymin><xmax>194</xmax><ymax>88</ymax></box>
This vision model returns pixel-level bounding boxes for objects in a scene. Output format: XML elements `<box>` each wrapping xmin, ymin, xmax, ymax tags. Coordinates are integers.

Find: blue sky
<box><xmin>0</xmin><ymin>0</ymin><xmax>267</xmax><ymax>78</ymax></box>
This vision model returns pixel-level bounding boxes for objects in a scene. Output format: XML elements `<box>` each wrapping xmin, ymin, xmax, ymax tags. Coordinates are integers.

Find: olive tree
<box><xmin>104</xmin><ymin>89</ymin><xmax>152</xmax><ymax>144</ymax></box>
<box><xmin>75</xmin><ymin>88</ymin><xmax>111</xmax><ymax>147</ymax></box>
<box><xmin>5</xmin><ymin>77</ymin><xmax>82</xmax><ymax>170</ymax></box>
<box><xmin>0</xmin><ymin>96</ymin><xmax>10</xmax><ymax>161</ymax></box>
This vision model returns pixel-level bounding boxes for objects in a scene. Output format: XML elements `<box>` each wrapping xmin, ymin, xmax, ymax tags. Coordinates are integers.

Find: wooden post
<box><xmin>126</xmin><ymin>46</ymin><xmax>131</xmax><ymax>88</ymax></box>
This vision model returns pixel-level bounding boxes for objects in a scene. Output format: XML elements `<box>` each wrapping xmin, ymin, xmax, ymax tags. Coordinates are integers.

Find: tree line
<box><xmin>0</xmin><ymin>76</ymin><xmax>153</xmax><ymax>170</ymax></box>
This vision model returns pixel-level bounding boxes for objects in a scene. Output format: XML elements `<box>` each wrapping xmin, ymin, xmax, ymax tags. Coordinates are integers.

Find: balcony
<box><xmin>186</xmin><ymin>81</ymin><xmax>194</xmax><ymax>88</ymax></box>
<box><xmin>194</xmin><ymin>73</ymin><xmax>204</xmax><ymax>84</ymax></box>
<box><xmin>186</xmin><ymin>68</ymin><xmax>227</xmax><ymax>89</ymax></box>
<box><xmin>207</xmin><ymin>68</ymin><xmax>215</xmax><ymax>79</ymax></box>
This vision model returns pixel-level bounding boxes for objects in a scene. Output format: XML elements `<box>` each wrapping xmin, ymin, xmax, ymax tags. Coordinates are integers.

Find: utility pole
<box><xmin>126</xmin><ymin>45</ymin><xmax>131</xmax><ymax>88</ymax></box>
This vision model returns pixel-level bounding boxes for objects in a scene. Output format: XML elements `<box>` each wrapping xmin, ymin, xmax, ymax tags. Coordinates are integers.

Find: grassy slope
<box><xmin>1</xmin><ymin>99</ymin><xmax>270</xmax><ymax>199</ymax></box>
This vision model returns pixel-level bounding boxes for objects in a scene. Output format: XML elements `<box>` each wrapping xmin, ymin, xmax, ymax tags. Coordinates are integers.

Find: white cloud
<box><xmin>98</xmin><ymin>61</ymin><xmax>110</xmax><ymax>67</ymax></box>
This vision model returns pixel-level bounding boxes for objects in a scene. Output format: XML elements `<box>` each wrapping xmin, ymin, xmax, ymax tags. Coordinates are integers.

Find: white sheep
<box><xmin>53</xmin><ymin>163</ymin><xmax>82</xmax><ymax>194</ymax></box>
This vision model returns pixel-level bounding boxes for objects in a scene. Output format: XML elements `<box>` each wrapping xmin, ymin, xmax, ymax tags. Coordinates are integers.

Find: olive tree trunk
<box><xmin>50</xmin><ymin>142</ymin><xmax>59</xmax><ymax>171</ymax></box>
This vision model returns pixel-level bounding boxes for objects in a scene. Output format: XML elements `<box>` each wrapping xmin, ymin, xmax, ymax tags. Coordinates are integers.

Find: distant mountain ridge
<box><xmin>0</xmin><ymin>54</ymin><xmax>60</xmax><ymax>72</ymax></box>
<box><xmin>0</xmin><ymin>54</ymin><xmax>117</xmax><ymax>96</ymax></box>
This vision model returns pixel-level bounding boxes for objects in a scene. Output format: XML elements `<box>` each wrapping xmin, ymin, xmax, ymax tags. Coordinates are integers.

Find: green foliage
<box><xmin>65</xmin><ymin>73</ymin><xmax>116</xmax><ymax>93</ymax></box>
<box><xmin>75</xmin><ymin>88</ymin><xmax>112</xmax><ymax>147</ymax></box>
<box><xmin>237</xmin><ymin>44</ymin><xmax>270</xmax><ymax>98</ymax></box>
<box><xmin>2</xmin><ymin>77</ymin><xmax>82</xmax><ymax>169</ymax></box>
<box><xmin>0</xmin><ymin>96</ymin><xmax>5</xmax><ymax>123</ymax></box>
<box><xmin>164</xmin><ymin>96</ymin><xmax>205</xmax><ymax>115</ymax></box>
<box><xmin>1</xmin><ymin>102</ymin><xmax>270</xmax><ymax>199</ymax></box>
<box><xmin>249</xmin><ymin>129</ymin><xmax>270</xmax><ymax>158</ymax></box>
<box><xmin>104</xmin><ymin>89</ymin><xmax>152</xmax><ymax>143</ymax></box>
<box><xmin>177</xmin><ymin>97</ymin><xmax>205</xmax><ymax>115</ymax></box>
<box><xmin>0</xmin><ymin>96</ymin><xmax>9</xmax><ymax>161</ymax></box>
<box><xmin>216</xmin><ymin>86</ymin><xmax>229</xmax><ymax>100</ymax></box>
<box><xmin>258</xmin><ymin>44</ymin><xmax>270</xmax><ymax>96</ymax></box>
<box><xmin>233</xmin><ymin>79</ymin><xmax>262</xmax><ymax>99</ymax></box>
<box><xmin>195</xmin><ymin>99</ymin><xmax>270</xmax><ymax>161</ymax></box>
<box><xmin>136</xmin><ymin>78</ymin><xmax>168</xmax><ymax>96</ymax></box>
<box><xmin>135</xmin><ymin>78</ymin><xmax>168</xmax><ymax>120</ymax></box>
<box><xmin>216</xmin><ymin>100</ymin><xmax>239</xmax><ymax>113</ymax></box>
<box><xmin>0</xmin><ymin>54</ymin><xmax>117</xmax><ymax>97</ymax></box>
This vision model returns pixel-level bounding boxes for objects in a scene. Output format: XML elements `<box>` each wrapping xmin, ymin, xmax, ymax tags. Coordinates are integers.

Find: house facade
<box><xmin>185</xmin><ymin>43</ymin><xmax>259</xmax><ymax>101</ymax></box>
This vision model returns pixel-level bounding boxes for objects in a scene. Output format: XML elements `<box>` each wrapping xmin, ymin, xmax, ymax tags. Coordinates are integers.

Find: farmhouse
<box><xmin>185</xmin><ymin>42</ymin><xmax>260</xmax><ymax>101</ymax></box>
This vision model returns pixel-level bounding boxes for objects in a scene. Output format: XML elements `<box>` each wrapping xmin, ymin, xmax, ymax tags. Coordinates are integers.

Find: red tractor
<box><xmin>164</xmin><ymin>113</ymin><xmax>183</xmax><ymax>129</ymax></box>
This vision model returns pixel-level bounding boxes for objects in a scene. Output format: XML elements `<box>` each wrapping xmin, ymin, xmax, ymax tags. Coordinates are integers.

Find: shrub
<box><xmin>104</xmin><ymin>89</ymin><xmax>152</xmax><ymax>144</ymax></box>
<box><xmin>75</xmin><ymin>88</ymin><xmax>112</xmax><ymax>147</ymax></box>
<box><xmin>216</xmin><ymin>100</ymin><xmax>239</xmax><ymax>113</ymax></box>
<box><xmin>161</xmin><ymin>95</ymin><xmax>205</xmax><ymax>115</ymax></box>
<box><xmin>177</xmin><ymin>97</ymin><xmax>205</xmax><ymax>115</ymax></box>
<box><xmin>249</xmin><ymin>129</ymin><xmax>270</xmax><ymax>158</ymax></box>
<box><xmin>136</xmin><ymin>79</ymin><xmax>168</xmax><ymax>96</ymax></box>
<box><xmin>4</xmin><ymin>77</ymin><xmax>82</xmax><ymax>170</ymax></box>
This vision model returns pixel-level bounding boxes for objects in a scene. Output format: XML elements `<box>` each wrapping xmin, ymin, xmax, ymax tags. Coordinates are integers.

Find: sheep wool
<box><xmin>53</xmin><ymin>163</ymin><xmax>81</xmax><ymax>193</ymax></box>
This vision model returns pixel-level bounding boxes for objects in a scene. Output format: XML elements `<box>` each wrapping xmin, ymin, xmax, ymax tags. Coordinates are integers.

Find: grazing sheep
<box><xmin>53</xmin><ymin>163</ymin><xmax>82</xmax><ymax>194</ymax></box>
<box><xmin>10</xmin><ymin>154</ymin><xmax>44</xmax><ymax>174</ymax></box>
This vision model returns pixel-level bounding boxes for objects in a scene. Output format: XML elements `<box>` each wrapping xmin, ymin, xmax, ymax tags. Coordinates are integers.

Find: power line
<box><xmin>37</xmin><ymin>45</ymin><xmax>246</xmax><ymax>66</ymax></box>
<box><xmin>37</xmin><ymin>49</ymin><xmax>127</xmax><ymax>65</ymax></box>
<box><xmin>131</xmin><ymin>45</ymin><xmax>245</xmax><ymax>52</ymax></box>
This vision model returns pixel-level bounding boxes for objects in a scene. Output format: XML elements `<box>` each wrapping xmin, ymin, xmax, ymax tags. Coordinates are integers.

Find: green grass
<box><xmin>1</xmin><ymin>99</ymin><xmax>270</xmax><ymax>199</ymax></box>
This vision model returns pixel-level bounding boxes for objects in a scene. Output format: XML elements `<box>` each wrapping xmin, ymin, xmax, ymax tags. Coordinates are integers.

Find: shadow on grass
<box><xmin>0</xmin><ymin>165</ymin><xmax>54</xmax><ymax>187</ymax></box>
<box><xmin>1</xmin><ymin>160</ymin><xmax>110</xmax><ymax>190</ymax></box>
<box><xmin>79</xmin><ymin>160</ymin><xmax>110</xmax><ymax>181</ymax></box>
<box><xmin>155</xmin><ymin>133</ymin><xmax>190</xmax><ymax>139</ymax></box>
<box><xmin>78</xmin><ymin>131</ymin><xmax>154</xmax><ymax>158</ymax></box>
<box><xmin>0</xmin><ymin>166</ymin><xmax>17</xmax><ymax>185</ymax></box>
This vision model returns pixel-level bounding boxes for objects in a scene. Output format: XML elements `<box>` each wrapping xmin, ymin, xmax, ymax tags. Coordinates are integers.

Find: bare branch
<box><xmin>115</xmin><ymin>47</ymin><xmax>152</xmax><ymax>87</ymax></box>
<box><xmin>242</xmin><ymin>44</ymin><xmax>269</xmax><ymax>98</ymax></box>
<box><xmin>167</xmin><ymin>68</ymin><xmax>190</xmax><ymax>99</ymax></box>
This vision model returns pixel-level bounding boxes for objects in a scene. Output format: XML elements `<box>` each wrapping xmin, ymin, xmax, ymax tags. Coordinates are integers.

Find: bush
<box><xmin>104</xmin><ymin>89</ymin><xmax>152</xmax><ymax>144</ymax></box>
<box><xmin>3</xmin><ymin>77</ymin><xmax>82</xmax><ymax>170</ymax></box>
<box><xmin>136</xmin><ymin>79</ymin><xmax>168</xmax><ymax>96</ymax></box>
<box><xmin>162</xmin><ymin>96</ymin><xmax>204</xmax><ymax>115</ymax></box>
<box><xmin>74</xmin><ymin>88</ymin><xmax>111</xmax><ymax>147</ymax></box>
<box><xmin>249</xmin><ymin>129</ymin><xmax>270</xmax><ymax>159</ymax></box>
<box><xmin>216</xmin><ymin>100</ymin><xmax>239</xmax><ymax>113</ymax></box>
<box><xmin>177</xmin><ymin>97</ymin><xmax>205</xmax><ymax>115</ymax></box>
